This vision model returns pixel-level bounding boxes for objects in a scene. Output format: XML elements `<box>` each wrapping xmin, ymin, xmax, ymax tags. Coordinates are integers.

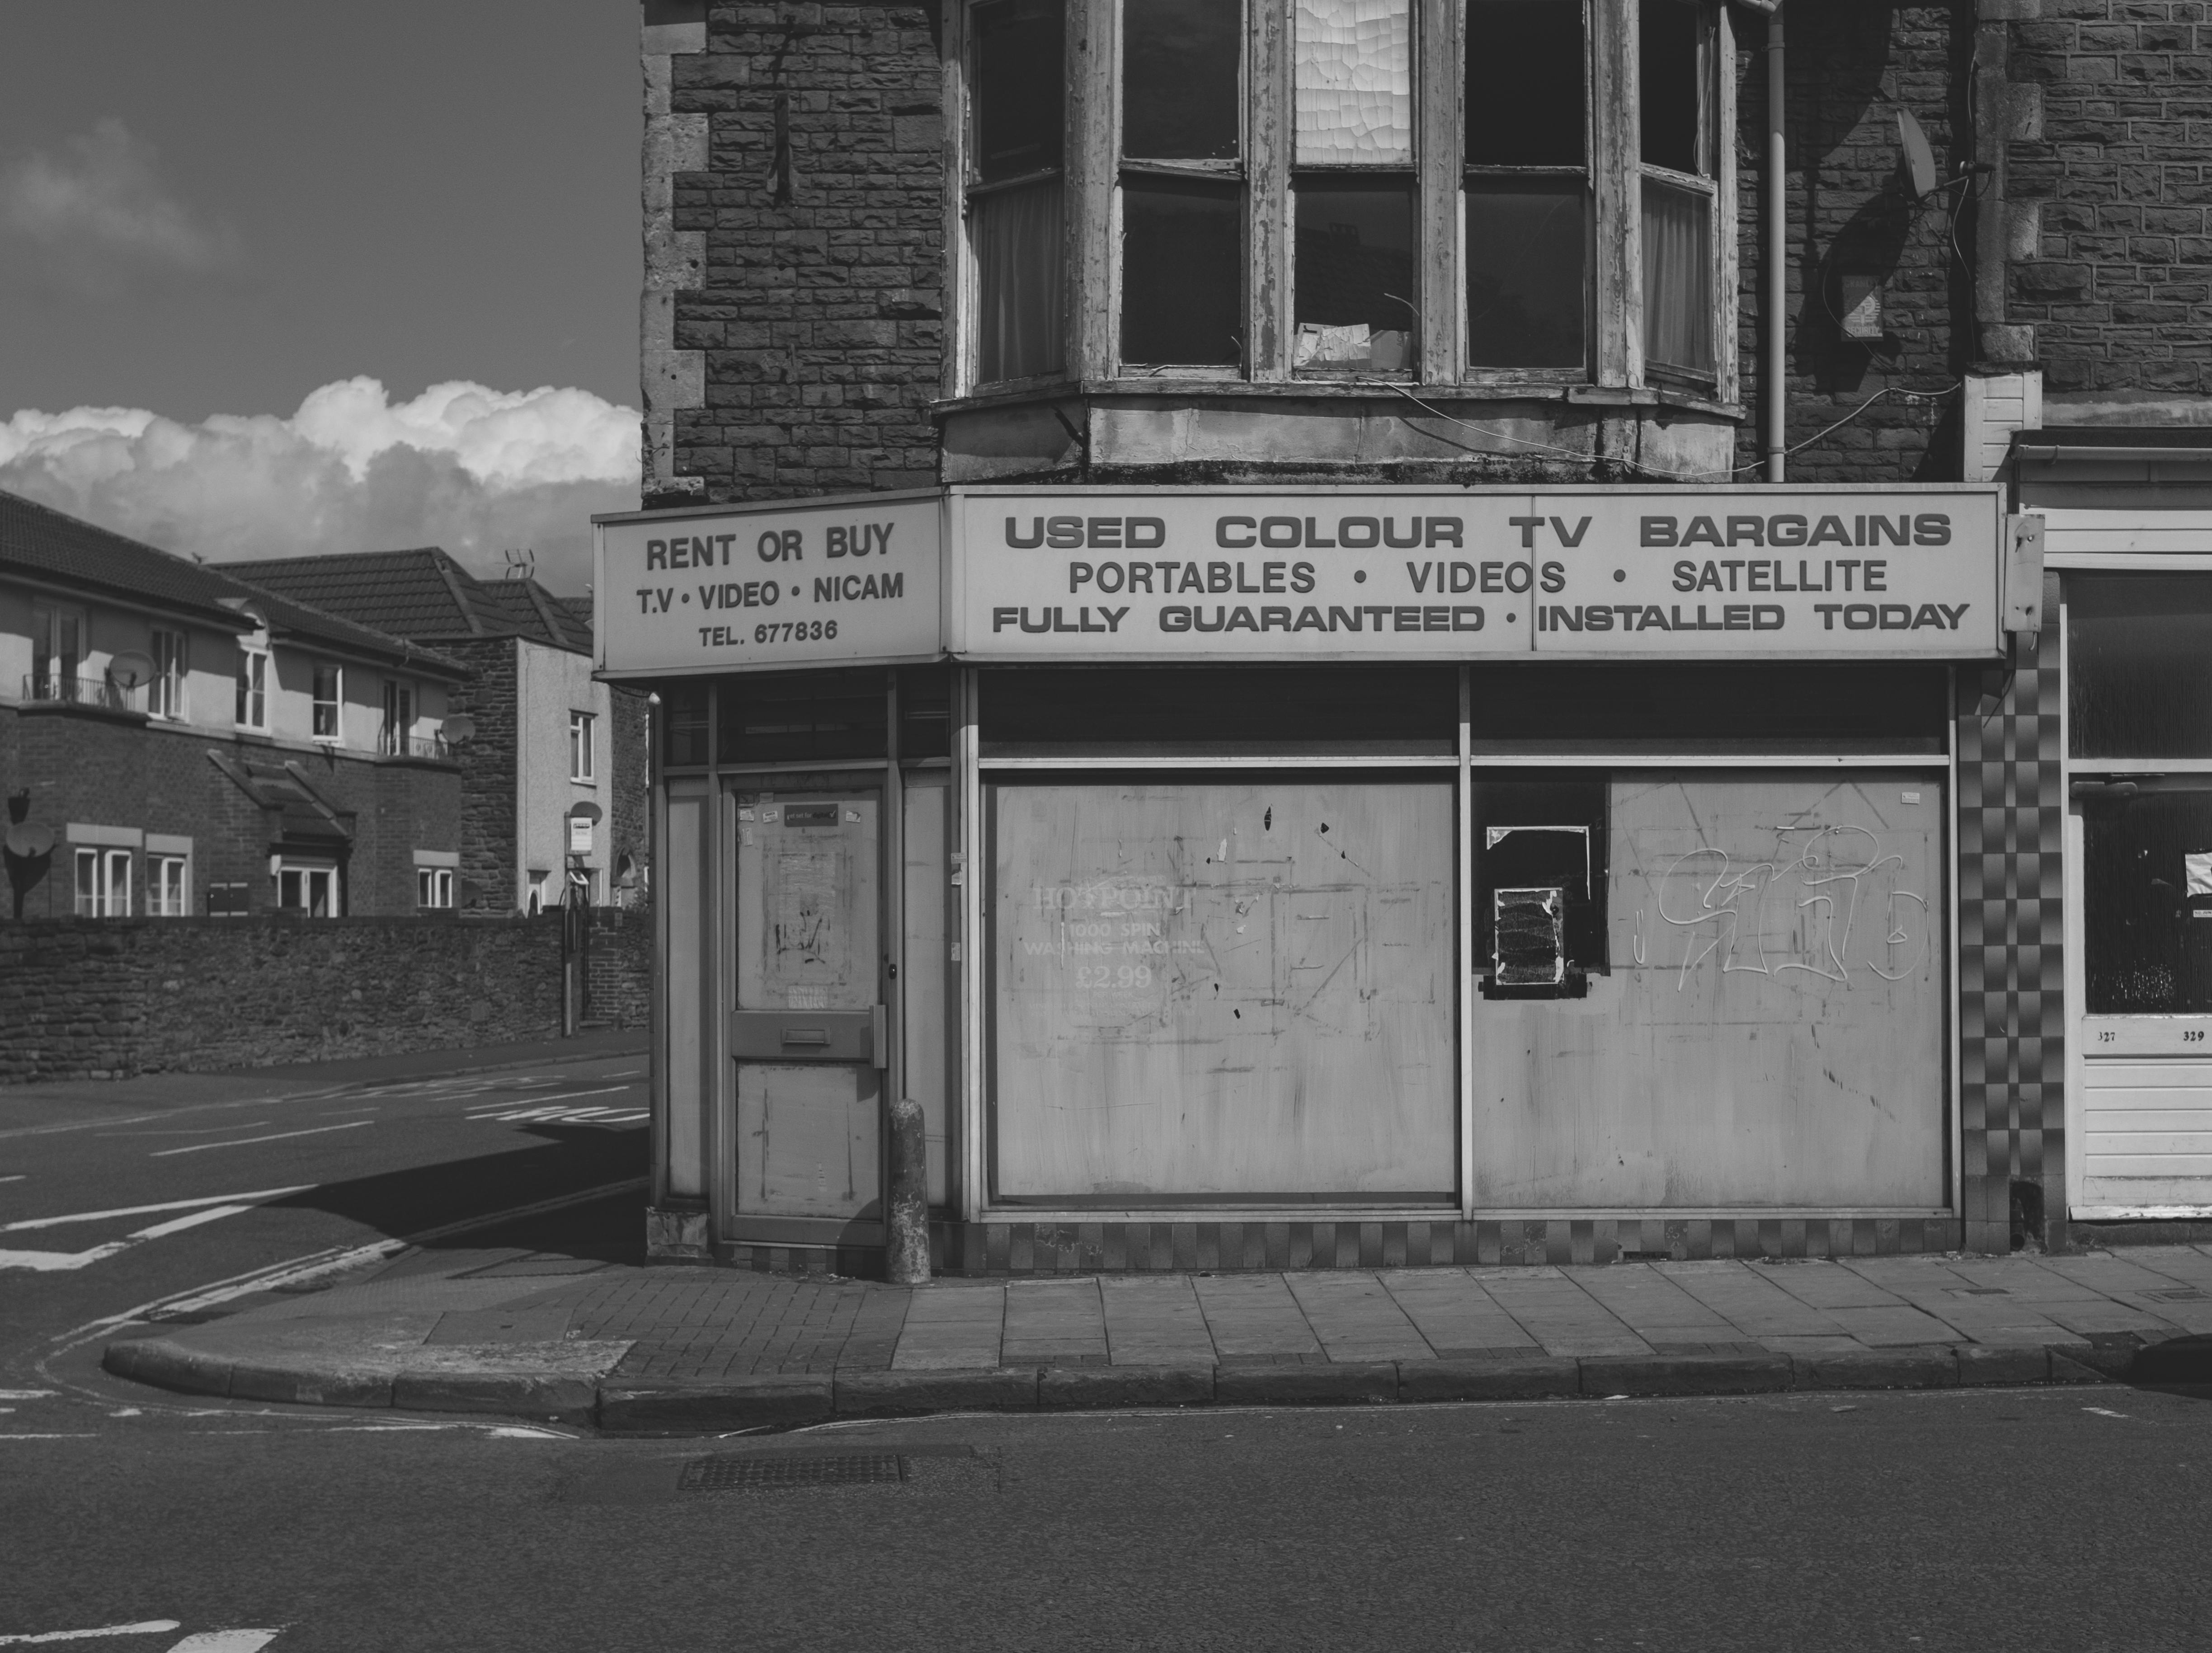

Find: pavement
<box><xmin>99</xmin><ymin>1231</ymin><xmax>2212</xmax><ymax>1430</ymax></box>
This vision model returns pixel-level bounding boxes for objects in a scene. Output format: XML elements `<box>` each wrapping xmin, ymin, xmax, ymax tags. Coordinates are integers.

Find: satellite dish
<box><xmin>1897</xmin><ymin>110</ymin><xmax>1939</xmax><ymax>202</ymax></box>
<box><xmin>4</xmin><ymin>824</ymin><xmax>55</xmax><ymax>859</ymax></box>
<box><xmin>108</xmin><ymin>651</ymin><xmax>156</xmax><ymax>690</ymax></box>
<box><xmin>569</xmin><ymin>802</ymin><xmax>604</xmax><ymax>825</ymax></box>
<box><xmin>441</xmin><ymin>714</ymin><xmax>476</xmax><ymax>744</ymax></box>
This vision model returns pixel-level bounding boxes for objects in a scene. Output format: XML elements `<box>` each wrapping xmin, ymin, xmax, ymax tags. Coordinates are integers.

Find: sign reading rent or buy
<box><xmin>945</xmin><ymin>485</ymin><xmax>2005</xmax><ymax>661</ymax></box>
<box><xmin>593</xmin><ymin>491</ymin><xmax>944</xmax><ymax>676</ymax></box>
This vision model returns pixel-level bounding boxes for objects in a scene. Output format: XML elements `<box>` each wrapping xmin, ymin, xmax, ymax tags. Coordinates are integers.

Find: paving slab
<box><xmin>1477</xmin><ymin>1275</ymin><xmax>1656</xmax><ymax>1357</ymax></box>
<box><xmin>1191</xmin><ymin>1273</ymin><xmax>1324</xmax><ymax>1360</ymax></box>
<box><xmin>1377</xmin><ymin>1269</ymin><xmax>1541</xmax><ymax>1355</ymax></box>
<box><xmin>1284</xmin><ymin>1273</ymin><xmax>1435</xmax><ymax>1362</ymax></box>
<box><xmin>1100</xmin><ymin>1277</ymin><xmax>1215</xmax><ymax>1365</ymax></box>
<box><xmin>1001</xmin><ymin>1279</ymin><xmax>1106</xmax><ymax>1363</ymax></box>
<box><xmin>889</xmin><ymin>1282</ymin><xmax>1005</xmax><ymax>1371</ymax></box>
<box><xmin>1656</xmin><ymin>1265</ymin><xmax>1852</xmax><ymax>1338</ymax></box>
<box><xmin>1571</xmin><ymin>1263</ymin><xmax>1743</xmax><ymax>1344</ymax></box>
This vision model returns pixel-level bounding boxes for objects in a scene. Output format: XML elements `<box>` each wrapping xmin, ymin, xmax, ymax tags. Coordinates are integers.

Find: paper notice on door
<box><xmin>2188</xmin><ymin>851</ymin><xmax>2212</xmax><ymax>897</ymax></box>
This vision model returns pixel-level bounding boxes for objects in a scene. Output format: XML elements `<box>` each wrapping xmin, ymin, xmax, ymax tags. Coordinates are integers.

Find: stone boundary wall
<box><xmin>0</xmin><ymin>909</ymin><xmax>651</xmax><ymax>1084</ymax></box>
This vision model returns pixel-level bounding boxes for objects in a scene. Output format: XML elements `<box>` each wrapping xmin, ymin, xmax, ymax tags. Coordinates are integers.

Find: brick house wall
<box><xmin>438</xmin><ymin>636</ymin><xmax>521</xmax><ymax>913</ymax></box>
<box><xmin>3</xmin><ymin>701</ymin><xmax>460</xmax><ymax>919</ymax></box>
<box><xmin>657</xmin><ymin>2</ymin><xmax>945</xmax><ymax>509</ymax></box>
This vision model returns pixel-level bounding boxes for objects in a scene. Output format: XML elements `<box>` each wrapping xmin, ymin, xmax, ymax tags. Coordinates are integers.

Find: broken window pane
<box><xmin>1465</xmin><ymin>0</ymin><xmax>1584</xmax><ymax>167</ymax></box>
<box><xmin>1293</xmin><ymin>179</ymin><xmax>1415</xmax><ymax>371</ymax></box>
<box><xmin>1466</xmin><ymin>185</ymin><xmax>1586</xmax><ymax>368</ymax></box>
<box><xmin>1294</xmin><ymin>0</ymin><xmax>1412</xmax><ymax>166</ymax></box>
<box><xmin>1640</xmin><ymin>0</ymin><xmax>1706</xmax><ymax>176</ymax></box>
<box><xmin>1642</xmin><ymin>177</ymin><xmax>1712</xmax><ymax>375</ymax></box>
<box><xmin>1122</xmin><ymin>178</ymin><xmax>1243</xmax><ymax>366</ymax></box>
<box><xmin>1124</xmin><ymin>0</ymin><xmax>1241</xmax><ymax>160</ymax></box>
<box><xmin>975</xmin><ymin>177</ymin><xmax>1066</xmax><ymax>382</ymax></box>
<box><xmin>2069</xmin><ymin>575</ymin><xmax>2212</xmax><ymax>759</ymax></box>
<box><xmin>974</xmin><ymin>0</ymin><xmax>1064</xmax><ymax>183</ymax></box>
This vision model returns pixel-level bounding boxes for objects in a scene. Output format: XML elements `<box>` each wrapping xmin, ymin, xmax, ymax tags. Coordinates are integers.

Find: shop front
<box><xmin>597</xmin><ymin>482</ymin><xmax>2033</xmax><ymax>1272</ymax></box>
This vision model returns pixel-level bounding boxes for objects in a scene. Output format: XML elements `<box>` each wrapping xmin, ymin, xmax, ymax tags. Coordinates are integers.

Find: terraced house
<box><xmin>0</xmin><ymin>489</ymin><xmax>467</xmax><ymax>920</ymax></box>
<box><xmin>601</xmin><ymin>0</ymin><xmax>2212</xmax><ymax>1276</ymax></box>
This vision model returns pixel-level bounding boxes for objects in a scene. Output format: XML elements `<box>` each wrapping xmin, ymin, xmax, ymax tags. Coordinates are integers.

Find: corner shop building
<box><xmin>598</xmin><ymin>479</ymin><xmax>2051</xmax><ymax>1274</ymax></box>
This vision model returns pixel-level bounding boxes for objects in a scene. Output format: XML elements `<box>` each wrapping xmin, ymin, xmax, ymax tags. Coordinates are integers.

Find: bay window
<box><xmin>956</xmin><ymin>0</ymin><xmax>1732</xmax><ymax>395</ymax></box>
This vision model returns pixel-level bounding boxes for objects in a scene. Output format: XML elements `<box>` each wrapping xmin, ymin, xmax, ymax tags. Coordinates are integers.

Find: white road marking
<box><xmin>102</xmin><ymin>1124</ymin><xmax>273</xmax><ymax>1139</ymax></box>
<box><xmin>0</xmin><ymin>1622</ymin><xmax>181</xmax><ymax>1644</ymax></box>
<box><xmin>151</xmin><ymin>1122</ymin><xmax>371</xmax><ymax>1158</ymax></box>
<box><xmin>4</xmin><ymin>1188</ymin><xmax>313</xmax><ymax>1233</ymax></box>
<box><xmin>0</xmin><ymin>1390</ymin><xmax>58</xmax><ymax>1400</ymax></box>
<box><xmin>0</xmin><ymin>1174</ymin><xmax>25</xmax><ymax>1183</ymax></box>
<box><xmin>2084</xmin><ymin>1406</ymin><xmax>2130</xmax><ymax>1418</ymax></box>
<box><xmin>169</xmin><ymin>1634</ymin><xmax>282</xmax><ymax>1652</ymax></box>
<box><xmin>0</xmin><ymin>1206</ymin><xmax>255</xmax><ymax>1272</ymax></box>
<box><xmin>464</xmin><ymin>1085</ymin><xmax>635</xmax><ymax>1117</ymax></box>
<box><xmin>127</xmin><ymin>1175</ymin><xmax>649</xmax><ymax>1321</ymax></box>
<box><xmin>0</xmin><ymin>1433</ymin><xmax>98</xmax><ymax>1440</ymax></box>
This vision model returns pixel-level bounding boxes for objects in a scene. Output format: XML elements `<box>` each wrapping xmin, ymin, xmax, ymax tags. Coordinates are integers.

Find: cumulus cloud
<box><xmin>1</xmin><ymin>119</ymin><xmax>235</xmax><ymax>275</ymax></box>
<box><xmin>0</xmin><ymin>378</ymin><xmax>641</xmax><ymax>594</ymax></box>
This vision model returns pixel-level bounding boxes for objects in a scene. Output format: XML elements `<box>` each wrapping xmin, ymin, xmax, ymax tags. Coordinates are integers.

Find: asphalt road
<box><xmin>2</xmin><ymin>1384</ymin><xmax>2209</xmax><ymax>1650</ymax></box>
<box><xmin>7</xmin><ymin>1057</ymin><xmax>2211</xmax><ymax>1650</ymax></box>
<box><xmin>0</xmin><ymin>1049</ymin><xmax>649</xmax><ymax>1381</ymax></box>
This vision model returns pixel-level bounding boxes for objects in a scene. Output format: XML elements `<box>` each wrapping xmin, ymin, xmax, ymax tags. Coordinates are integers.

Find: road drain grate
<box><xmin>678</xmin><ymin>1453</ymin><xmax>904</xmax><ymax>1492</ymax></box>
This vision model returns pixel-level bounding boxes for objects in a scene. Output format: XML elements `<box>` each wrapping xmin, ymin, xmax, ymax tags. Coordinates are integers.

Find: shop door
<box><xmin>730</xmin><ymin>791</ymin><xmax>884</xmax><ymax>1221</ymax></box>
<box><xmin>2070</xmin><ymin>786</ymin><xmax>2212</xmax><ymax>1214</ymax></box>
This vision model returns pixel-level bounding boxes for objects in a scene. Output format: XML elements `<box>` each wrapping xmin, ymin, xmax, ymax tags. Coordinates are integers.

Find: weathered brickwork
<box><xmin>1732</xmin><ymin>6</ymin><xmax>1977</xmax><ymax>482</ymax></box>
<box><xmin>585</xmin><ymin>902</ymin><xmax>654</xmax><ymax>1032</ymax></box>
<box><xmin>661</xmin><ymin>3</ymin><xmax>944</xmax><ymax>507</ymax></box>
<box><xmin>2005</xmin><ymin>0</ymin><xmax>2212</xmax><ymax>396</ymax></box>
<box><xmin>1</xmin><ymin>703</ymin><xmax>459</xmax><ymax>919</ymax></box>
<box><xmin>438</xmin><ymin>637</ymin><xmax>521</xmax><ymax>912</ymax></box>
<box><xmin>0</xmin><ymin>911</ymin><xmax>650</xmax><ymax>1084</ymax></box>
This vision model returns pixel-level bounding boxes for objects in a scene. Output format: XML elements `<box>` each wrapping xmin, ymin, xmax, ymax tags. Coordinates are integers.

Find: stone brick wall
<box><xmin>585</xmin><ymin>902</ymin><xmax>653</xmax><ymax>1031</ymax></box>
<box><xmin>1732</xmin><ymin>6</ymin><xmax>1975</xmax><ymax>482</ymax></box>
<box><xmin>438</xmin><ymin>637</ymin><xmax>520</xmax><ymax>912</ymax></box>
<box><xmin>0</xmin><ymin>911</ymin><xmax>649</xmax><ymax>1084</ymax></box>
<box><xmin>659</xmin><ymin>2</ymin><xmax>945</xmax><ymax>507</ymax></box>
<box><xmin>2004</xmin><ymin>0</ymin><xmax>2212</xmax><ymax>399</ymax></box>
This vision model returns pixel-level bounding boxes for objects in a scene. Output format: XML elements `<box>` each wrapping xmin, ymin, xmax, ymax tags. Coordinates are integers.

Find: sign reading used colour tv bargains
<box><xmin>593</xmin><ymin>492</ymin><xmax>945</xmax><ymax>676</ymax></box>
<box><xmin>943</xmin><ymin>486</ymin><xmax>2005</xmax><ymax>661</ymax></box>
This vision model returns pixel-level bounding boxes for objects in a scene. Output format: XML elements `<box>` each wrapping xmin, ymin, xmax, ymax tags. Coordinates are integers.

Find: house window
<box><xmin>1638</xmin><ymin>0</ymin><xmax>1718</xmax><ymax>378</ymax></box>
<box><xmin>381</xmin><ymin>679</ymin><xmax>416</xmax><ymax>756</ymax></box>
<box><xmin>206</xmin><ymin>881</ymin><xmax>250</xmax><ymax>917</ymax></box>
<box><xmin>968</xmin><ymin>0</ymin><xmax>1067</xmax><ymax>385</ymax></box>
<box><xmin>967</xmin><ymin>0</ymin><xmax>1728</xmax><ymax>391</ymax></box>
<box><xmin>417</xmin><ymin>867</ymin><xmax>454</xmax><ymax>909</ymax></box>
<box><xmin>74</xmin><ymin>849</ymin><xmax>132</xmax><ymax>918</ymax></box>
<box><xmin>1293</xmin><ymin>0</ymin><xmax>1417</xmax><ymax>375</ymax></box>
<box><xmin>148</xmin><ymin>854</ymin><xmax>188</xmax><ymax>917</ymax></box>
<box><xmin>1120</xmin><ymin>0</ymin><xmax>1244</xmax><ymax>369</ymax></box>
<box><xmin>148</xmin><ymin>629</ymin><xmax>189</xmax><ymax>720</ymax></box>
<box><xmin>569</xmin><ymin>710</ymin><xmax>597</xmax><ymax>782</ymax></box>
<box><xmin>236</xmin><ymin>648</ymin><xmax>268</xmax><ymax>730</ymax></box>
<box><xmin>29</xmin><ymin>603</ymin><xmax>85</xmax><ymax>702</ymax></box>
<box><xmin>311</xmin><ymin>664</ymin><xmax>343</xmax><ymax>742</ymax></box>
<box><xmin>276</xmin><ymin>861</ymin><xmax>339</xmax><ymax>917</ymax></box>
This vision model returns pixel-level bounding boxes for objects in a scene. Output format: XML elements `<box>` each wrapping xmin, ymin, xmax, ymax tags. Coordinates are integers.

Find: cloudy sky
<box><xmin>0</xmin><ymin>1</ymin><xmax>642</xmax><ymax>593</ymax></box>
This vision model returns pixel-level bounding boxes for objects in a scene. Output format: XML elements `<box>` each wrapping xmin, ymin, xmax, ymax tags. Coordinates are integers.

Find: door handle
<box><xmin>781</xmin><ymin>1028</ymin><xmax>831</xmax><ymax>1046</ymax></box>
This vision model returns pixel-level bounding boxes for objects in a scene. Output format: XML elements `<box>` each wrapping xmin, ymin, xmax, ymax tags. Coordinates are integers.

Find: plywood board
<box><xmin>735</xmin><ymin>1062</ymin><xmax>882</xmax><ymax>1219</ymax></box>
<box><xmin>2083</xmin><ymin>1056</ymin><xmax>2212</xmax><ymax>1207</ymax></box>
<box><xmin>1470</xmin><ymin>770</ymin><xmax>1947</xmax><ymax>1208</ymax></box>
<box><xmin>991</xmin><ymin>778</ymin><xmax>1455</xmax><ymax>1199</ymax></box>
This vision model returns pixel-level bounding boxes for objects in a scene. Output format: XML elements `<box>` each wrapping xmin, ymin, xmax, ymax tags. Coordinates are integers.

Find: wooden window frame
<box><xmin>946</xmin><ymin>0</ymin><xmax>1736</xmax><ymax>405</ymax></box>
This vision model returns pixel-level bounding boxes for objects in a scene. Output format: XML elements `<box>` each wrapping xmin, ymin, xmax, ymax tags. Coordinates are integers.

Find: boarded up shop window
<box><xmin>1469</xmin><ymin>771</ymin><xmax>1946</xmax><ymax>1209</ymax></box>
<box><xmin>989</xmin><ymin>778</ymin><xmax>1455</xmax><ymax>1202</ymax></box>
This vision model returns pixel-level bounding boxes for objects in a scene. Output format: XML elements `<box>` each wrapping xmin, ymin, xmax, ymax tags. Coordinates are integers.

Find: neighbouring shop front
<box><xmin>597</xmin><ymin>483</ymin><xmax>2040</xmax><ymax>1272</ymax></box>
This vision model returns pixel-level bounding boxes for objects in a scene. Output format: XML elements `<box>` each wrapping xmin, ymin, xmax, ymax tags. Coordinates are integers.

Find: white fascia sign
<box><xmin>945</xmin><ymin>484</ymin><xmax>2006</xmax><ymax>662</ymax></box>
<box><xmin>593</xmin><ymin>490</ymin><xmax>946</xmax><ymax>677</ymax></box>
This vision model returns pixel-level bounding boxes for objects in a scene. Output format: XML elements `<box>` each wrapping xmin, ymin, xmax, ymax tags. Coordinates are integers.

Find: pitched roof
<box><xmin>216</xmin><ymin>573</ymin><xmax>471</xmax><ymax>681</ymax></box>
<box><xmin>0</xmin><ymin>488</ymin><xmax>254</xmax><ymax>628</ymax></box>
<box><xmin>214</xmin><ymin>547</ymin><xmax>593</xmax><ymax>653</ymax></box>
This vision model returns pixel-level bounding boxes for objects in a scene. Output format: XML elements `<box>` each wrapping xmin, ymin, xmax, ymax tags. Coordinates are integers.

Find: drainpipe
<box><xmin>1747</xmin><ymin>0</ymin><xmax>1787</xmax><ymax>482</ymax></box>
